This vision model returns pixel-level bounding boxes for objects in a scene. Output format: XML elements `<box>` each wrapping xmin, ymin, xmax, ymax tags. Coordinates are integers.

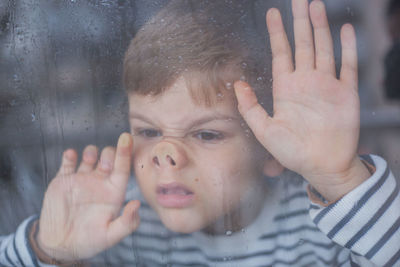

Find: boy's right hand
<box><xmin>34</xmin><ymin>133</ymin><xmax>140</xmax><ymax>263</ymax></box>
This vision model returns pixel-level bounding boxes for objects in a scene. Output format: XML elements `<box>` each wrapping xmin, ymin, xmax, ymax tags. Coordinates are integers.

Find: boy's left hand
<box><xmin>234</xmin><ymin>0</ymin><xmax>370</xmax><ymax>201</ymax></box>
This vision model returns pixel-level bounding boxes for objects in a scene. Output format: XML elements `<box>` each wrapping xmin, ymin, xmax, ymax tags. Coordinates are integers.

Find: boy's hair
<box><xmin>123</xmin><ymin>0</ymin><xmax>272</xmax><ymax>108</ymax></box>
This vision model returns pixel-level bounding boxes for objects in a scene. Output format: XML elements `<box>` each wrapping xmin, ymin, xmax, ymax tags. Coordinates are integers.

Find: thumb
<box><xmin>234</xmin><ymin>80</ymin><xmax>273</xmax><ymax>146</ymax></box>
<box><xmin>106</xmin><ymin>200</ymin><xmax>141</xmax><ymax>248</ymax></box>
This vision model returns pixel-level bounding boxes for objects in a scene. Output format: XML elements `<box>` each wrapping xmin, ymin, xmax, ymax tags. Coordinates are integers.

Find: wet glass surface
<box><xmin>0</xmin><ymin>0</ymin><xmax>399</xmax><ymax>265</ymax></box>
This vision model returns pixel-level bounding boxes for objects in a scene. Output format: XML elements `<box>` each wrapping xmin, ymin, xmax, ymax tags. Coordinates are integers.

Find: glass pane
<box><xmin>0</xmin><ymin>0</ymin><xmax>399</xmax><ymax>266</ymax></box>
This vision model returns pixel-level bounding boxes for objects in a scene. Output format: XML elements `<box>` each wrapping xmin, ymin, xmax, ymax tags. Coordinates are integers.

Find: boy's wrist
<box><xmin>29</xmin><ymin>220</ymin><xmax>80</xmax><ymax>266</ymax></box>
<box><xmin>306</xmin><ymin>157</ymin><xmax>373</xmax><ymax>203</ymax></box>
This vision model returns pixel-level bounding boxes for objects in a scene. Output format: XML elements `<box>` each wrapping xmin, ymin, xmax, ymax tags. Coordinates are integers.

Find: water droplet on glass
<box><xmin>31</xmin><ymin>113</ymin><xmax>36</xmax><ymax>122</ymax></box>
<box><xmin>257</xmin><ymin>76</ymin><xmax>263</xmax><ymax>81</ymax></box>
<box><xmin>241</xmin><ymin>62</ymin><xmax>247</xmax><ymax>69</ymax></box>
<box><xmin>225</xmin><ymin>230</ymin><xmax>232</xmax><ymax>236</ymax></box>
<box><xmin>346</xmin><ymin>6</ymin><xmax>354</xmax><ymax>17</ymax></box>
<box><xmin>225</xmin><ymin>82</ymin><xmax>233</xmax><ymax>90</ymax></box>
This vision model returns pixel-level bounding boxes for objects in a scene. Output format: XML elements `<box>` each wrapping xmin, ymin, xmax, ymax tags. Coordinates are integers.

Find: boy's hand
<box><xmin>35</xmin><ymin>133</ymin><xmax>140</xmax><ymax>263</ymax></box>
<box><xmin>234</xmin><ymin>0</ymin><xmax>370</xmax><ymax>201</ymax></box>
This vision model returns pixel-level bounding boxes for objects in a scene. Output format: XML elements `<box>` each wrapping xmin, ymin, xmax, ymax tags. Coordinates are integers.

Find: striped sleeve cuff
<box><xmin>309</xmin><ymin>155</ymin><xmax>400</xmax><ymax>267</ymax></box>
<box><xmin>0</xmin><ymin>215</ymin><xmax>56</xmax><ymax>267</ymax></box>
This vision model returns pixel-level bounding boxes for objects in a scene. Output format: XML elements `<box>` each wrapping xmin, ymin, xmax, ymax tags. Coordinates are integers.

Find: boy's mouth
<box><xmin>156</xmin><ymin>182</ymin><xmax>195</xmax><ymax>208</ymax></box>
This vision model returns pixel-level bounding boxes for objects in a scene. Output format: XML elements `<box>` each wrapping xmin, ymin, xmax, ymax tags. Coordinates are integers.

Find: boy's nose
<box><xmin>151</xmin><ymin>140</ymin><xmax>188</xmax><ymax>170</ymax></box>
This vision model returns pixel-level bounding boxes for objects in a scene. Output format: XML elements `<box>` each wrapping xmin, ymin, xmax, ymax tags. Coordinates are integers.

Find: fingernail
<box><xmin>84</xmin><ymin>146</ymin><xmax>97</xmax><ymax>160</ymax></box>
<box><xmin>269</xmin><ymin>8</ymin><xmax>279</xmax><ymax>19</ymax></box>
<box><xmin>64</xmin><ymin>149</ymin><xmax>74</xmax><ymax>160</ymax></box>
<box><xmin>313</xmin><ymin>0</ymin><xmax>324</xmax><ymax>11</ymax></box>
<box><xmin>119</xmin><ymin>133</ymin><xmax>131</xmax><ymax>147</ymax></box>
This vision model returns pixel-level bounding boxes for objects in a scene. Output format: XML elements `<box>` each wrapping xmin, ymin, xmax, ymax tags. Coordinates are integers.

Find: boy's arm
<box><xmin>0</xmin><ymin>133</ymin><xmax>141</xmax><ymax>266</ymax></box>
<box><xmin>0</xmin><ymin>215</ymin><xmax>43</xmax><ymax>267</ymax></box>
<box><xmin>309</xmin><ymin>155</ymin><xmax>400</xmax><ymax>266</ymax></box>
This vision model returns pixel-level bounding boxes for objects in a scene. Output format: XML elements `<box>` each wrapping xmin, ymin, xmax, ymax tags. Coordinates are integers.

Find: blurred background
<box><xmin>0</xmin><ymin>0</ymin><xmax>399</xmax><ymax>234</ymax></box>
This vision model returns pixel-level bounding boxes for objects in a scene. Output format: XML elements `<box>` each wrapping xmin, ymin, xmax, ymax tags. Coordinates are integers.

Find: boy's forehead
<box><xmin>128</xmin><ymin>77</ymin><xmax>239</xmax><ymax>114</ymax></box>
<box><xmin>128</xmin><ymin>80</ymin><xmax>242</xmax><ymax>128</ymax></box>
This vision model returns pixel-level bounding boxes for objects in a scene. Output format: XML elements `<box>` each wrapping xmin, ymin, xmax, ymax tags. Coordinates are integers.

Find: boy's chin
<box><xmin>157</xmin><ymin>211</ymin><xmax>208</xmax><ymax>234</ymax></box>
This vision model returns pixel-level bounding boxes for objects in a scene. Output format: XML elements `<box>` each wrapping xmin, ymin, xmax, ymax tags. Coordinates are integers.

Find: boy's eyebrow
<box><xmin>130</xmin><ymin>113</ymin><xmax>240</xmax><ymax>129</ymax></box>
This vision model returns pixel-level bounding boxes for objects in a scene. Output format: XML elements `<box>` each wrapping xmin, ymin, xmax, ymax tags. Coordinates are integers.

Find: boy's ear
<box><xmin>262</xmin><ymin>156</ymin><xmax>284</xmax><ymax>177</ymax></box>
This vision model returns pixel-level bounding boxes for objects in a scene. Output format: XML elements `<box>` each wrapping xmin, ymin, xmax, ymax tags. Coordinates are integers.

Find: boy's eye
<box><xmin>137</xmin><ymin>129</ymin><xmax>162</xmax><ymax>138</ymax></box>
<box><xmin>193</xmin><ymin>131</ymin><xmax>224</xmax><ymax>142</ymax></box>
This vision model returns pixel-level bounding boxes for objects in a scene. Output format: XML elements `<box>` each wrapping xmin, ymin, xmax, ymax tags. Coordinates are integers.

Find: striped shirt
<box><xmin>1</xmin><ymin>155</ymin><xmax>399</xmax><ymax>266</ymax></box>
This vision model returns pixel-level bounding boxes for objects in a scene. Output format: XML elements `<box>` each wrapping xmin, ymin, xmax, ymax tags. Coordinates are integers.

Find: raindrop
<box><xmin>225</xmin><ymin>230</ymin><xmax>232</xmax><ymax>236</ymax></box>
<box><xmin>346</xmin><ymin>7</ymin><xmax>354</xmax><ymax>17</ymax></box>
<box><xmin>241</xmin><ymin>62</ymin><xmax>247</xmax><ymax>69</ymax></box>
<box><xmin>217</xmin><ymin>93</ymin><xmax>224</xmax><ymax>99</ymax></box>
<box><xmin>257</xmin><ymin>77</ymin><xmax>263</xmax><ymax>81</ymax></box>
<box><xmin>225</xmin><ymin>82</ymin><xmax>233</xmax><ymax>90</ymax></box>
<box><xmin>31</xmin><ymin>113</ymin><xmax>36</xmax><ymax>122</ymax></box>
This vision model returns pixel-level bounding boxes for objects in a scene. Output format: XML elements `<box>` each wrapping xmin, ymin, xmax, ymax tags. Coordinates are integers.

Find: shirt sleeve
<box><xmin>0</xmin><ymin>215</ymin><xmax>56</xmax><ymax>267</ymax></box>
<box><xmin>308</xmin><ymin>155</ymin><xmax>400</xmax><ymax>267</ymax></box>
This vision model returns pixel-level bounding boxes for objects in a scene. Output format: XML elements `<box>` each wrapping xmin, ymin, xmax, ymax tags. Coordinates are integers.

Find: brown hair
<box><xmin>123</xmin><ymin>0</ymin><xmax>271</xmax><ymax>108</ymax></box>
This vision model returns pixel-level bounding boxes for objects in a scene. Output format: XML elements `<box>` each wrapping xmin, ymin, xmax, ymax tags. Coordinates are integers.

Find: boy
<box><xmin>1</xmin><ymin>0</ymin><xmax>399</xmax><ymax>266</ymax></box>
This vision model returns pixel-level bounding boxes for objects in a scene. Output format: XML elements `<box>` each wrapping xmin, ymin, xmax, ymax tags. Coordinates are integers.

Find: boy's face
<box><xmin>128</xmin><ymin>77</ymin><xmax>268</xmax><ymax>234</ymax></box>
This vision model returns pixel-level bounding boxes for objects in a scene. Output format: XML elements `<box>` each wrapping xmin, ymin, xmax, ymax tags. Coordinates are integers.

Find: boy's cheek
<box><xmin>132</xmin><ymin>147</ymin><xmax>149</xmax><ymax>174</ymax></box>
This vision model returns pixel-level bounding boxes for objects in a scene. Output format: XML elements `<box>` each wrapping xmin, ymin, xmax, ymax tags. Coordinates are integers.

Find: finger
<box><xmin>96</xmin><ymin>146</ymin><xmax>116</xmax><ymax>177</ymax></box>
<box><xmin>266</xmin><ymin>8</ymin><xmax>294</xmax><ymax>76</ymax></box>
<box><xmin>57</xmin><ymin>149</ymin><xmax>78</xmax><ymax>177</ymax></box>
<box><xmin>340</xmin><ymin>23</ymin><xmax>358</xmax><ymax>89</ymax></box>
<box><xmin>106</xmin><ymin>200</ymin><xmax>140</xmax><ymax>247</ymax></box>
<box><xmin>109</xmin><ymin>133</ymin><xmax>133</xmax><ymax>190</ymax></box>
<box><xmin>310</xmin><ymin>0</ymin><xmax>335</xmax><ymax>75</ymax></box>
<box><xmin>77</xmin><ymin>145</ymin><xmax>98</xmax><ymax>173</ymax></box>
<box><xmin>292</xmin><ymin>0</ymin><xmax>315</xmax><ymax>70</ymax></box>
<box><xmin>234</xmin><ymin>81</ymin><xmax>272</xmax><ymax>146</ymax></box>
